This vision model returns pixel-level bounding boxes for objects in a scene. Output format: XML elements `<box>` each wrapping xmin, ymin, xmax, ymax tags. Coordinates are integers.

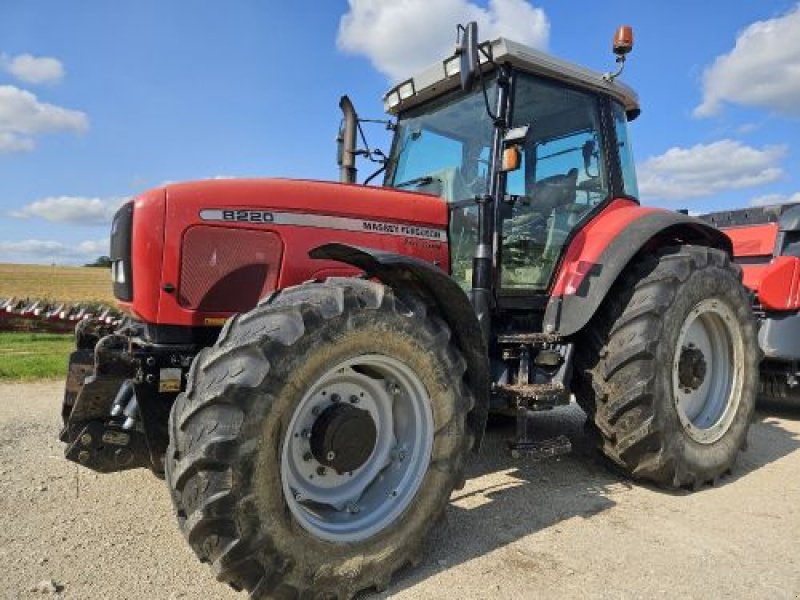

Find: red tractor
<box><xmin>61</xmin><ymin>24</ymin><xmax>759</xmax><ymax>598</ymax></box>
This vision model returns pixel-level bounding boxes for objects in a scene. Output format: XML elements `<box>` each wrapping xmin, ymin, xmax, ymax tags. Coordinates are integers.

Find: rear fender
<box><xmin>310</xmin><ymin>243</ymin><xmax>490</xmax><ymax>450</ymax></box>
<box><xmin>545</xmin><ymin>201</ymin><xmax>733</xmax><ymax>337</ymax></box>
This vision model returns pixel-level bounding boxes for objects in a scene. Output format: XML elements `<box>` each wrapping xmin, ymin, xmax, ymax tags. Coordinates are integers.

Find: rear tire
<box><xmin>166</xmin><ymin>278</ymin><xmax>473</xmax><ymax>598</ymax></box>
<box><xmin>574</xmin><ymin>245</ymin><xmax>758</xmax><ymax>488</ymax></box>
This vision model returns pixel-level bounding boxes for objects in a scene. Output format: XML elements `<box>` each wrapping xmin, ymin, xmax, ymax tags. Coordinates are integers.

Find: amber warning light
<box><xmin>613</xmin><ymin>25</ymin><xmax>634</xmax><ymax>56</ymax></box>
<box><xmin>604</xmin><ymin>25</ymin><xmax>635</xmax><ymax>82</ymax></box>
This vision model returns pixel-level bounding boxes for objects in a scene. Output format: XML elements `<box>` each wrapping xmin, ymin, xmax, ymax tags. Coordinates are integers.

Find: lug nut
<box><xmin>78</xmin><ymin>450</ymin><xmax>90</xmax><ymax>464</ymax></box>
<box><xmin>312</xmin><ymin>406</ymin><xmax>322</xmax><ymax>416</ymax></box>
<box><xmin>349</xmin><ymin>395</ymin><xmax>359</xmax><ymax>404</ymax></box>
<box><xmin>80</xmin><ymin>433</ymin><xmax>92</xmax><ymax>447</ymax></box>
<box><xmin>317</xmin><ymin>466</ymin><xmax>327</xmax><ymax>477</ymax></box>
<box><xmin>301</xmin><ymin>429</ymin><xmax>311</xmax><ymax>439</ymax></box>
<box><xmin>326</xmin><ymin>451</ymin><xmax>336</xmax><ymax>461</ymax></box>
<box><xmin>303</xmin><ymin>452</ymin><xmax>313</xmax><ymax>462</ymax></box>
<box><xmin>330</xmin><ymin>393</ymin><xmax>341</xmax><ymax>403</ymax></box>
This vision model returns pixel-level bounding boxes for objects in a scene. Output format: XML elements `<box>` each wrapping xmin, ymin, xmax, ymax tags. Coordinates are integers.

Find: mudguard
<box><xmin>310</xmin><ymin>243</ymin><xmax>490</xmax><ymax>450</ymax></box>
<box><xmin>544</xmin><ymin>202</ymin><xmax>733</xmax><ymax>337</ymax></box>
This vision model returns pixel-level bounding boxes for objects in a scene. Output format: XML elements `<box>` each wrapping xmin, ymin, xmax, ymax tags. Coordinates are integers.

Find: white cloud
<box><xmin>695</xmin><ymin>5</ymin><xmax>800</xmax><ymax>117</ymax></box>
<box><xmin>638</xmin><ymin>139</ymin><xmax>785</xmax><ymax>200</ymax></box>
<box><xmin>337</xmin><ymin>0</ymin><xmax>549</xmax><ymax>81</ymax></box>
<box><xmin>0</xmin><ymin>85</ymin><xmax>88</xmax><ymax>152</ymax></box>
<box><xmin>11</xmin><ymin>196</ymin><xmax>125</xmax><ymax>225</ymax></box>
<box><xmin>0</xmin><ymin>238</ymin><xmax>108</xmax><ymax>263</ymax></box>
<box><xmin>750</xmin><ymin>192</ymin><xmax>800</xmax><ymax>207</ymax></box>
<box><xmin>1</xmin><ymin>53</ymin><xmax>64</xmax><ymax>85</ymax></box>
<box><xmin>0</xmin><ymin>131</ymin><xmax>34</xmax><ymax>152</ymax></box>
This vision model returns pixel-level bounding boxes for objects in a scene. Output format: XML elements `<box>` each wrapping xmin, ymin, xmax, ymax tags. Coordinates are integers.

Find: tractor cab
<box><xmin>381</xmin><ymin>37</ymin><xmax>641</xmax><ymax>298</ymax></box>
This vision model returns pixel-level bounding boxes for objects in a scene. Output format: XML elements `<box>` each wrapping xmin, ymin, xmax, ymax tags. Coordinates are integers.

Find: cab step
<box><xmin>509</xmin><ymin>434</ymin><xmax>572</xmax><ymax>460</ymax></box>
<box><xmin>493</xmin><ymin>382</ymin><xmax>570</xmax><ymax>410</ymax></box>
<box><xmin>496</xmin><ymin>332</ymin><xmax>563</xmax><ymax>346</ymax></box>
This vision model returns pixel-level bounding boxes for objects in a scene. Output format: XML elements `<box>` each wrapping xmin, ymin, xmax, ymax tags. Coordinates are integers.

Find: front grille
<box><xmin>178</xmin><ymin>226</ymin><xmax>282</xmax><ymax>313</ymax></box>
<box><xmin>110</xmin><ymin>202</ymin><xmax>134</xmax><ymax>301</ymax></box>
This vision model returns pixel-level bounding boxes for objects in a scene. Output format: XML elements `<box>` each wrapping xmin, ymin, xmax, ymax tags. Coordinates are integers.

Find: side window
<box><xmin>612</xmin><ymin>102</ymin><xmax>639</xmax><ymax>198</ymax></box>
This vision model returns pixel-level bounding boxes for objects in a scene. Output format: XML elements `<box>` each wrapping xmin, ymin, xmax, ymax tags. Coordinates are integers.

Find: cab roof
<box><xmin>383</xmin><ymin>37</ymin><xmax>640</xmax><ymax>119</ymax></box>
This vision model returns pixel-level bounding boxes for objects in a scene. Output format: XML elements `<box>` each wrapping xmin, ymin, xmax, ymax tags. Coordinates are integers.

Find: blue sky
<box><xmin>1</xmin><ymin>0</ymin><xmax>799</xmax><ymax>264</ymax></box>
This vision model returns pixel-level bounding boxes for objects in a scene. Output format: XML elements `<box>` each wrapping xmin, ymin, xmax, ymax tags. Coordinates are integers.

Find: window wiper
<box><xmin>394</xmin><ymin>175</ymin><xmax>436</xmax><ymax>189</ymax></box>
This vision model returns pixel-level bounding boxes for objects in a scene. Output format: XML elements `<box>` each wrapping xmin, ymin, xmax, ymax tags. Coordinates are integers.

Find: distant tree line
<box><xmin>84</xmin><ymin>256</ymin><xmax>112</xmax><ymax>268</ymax></box>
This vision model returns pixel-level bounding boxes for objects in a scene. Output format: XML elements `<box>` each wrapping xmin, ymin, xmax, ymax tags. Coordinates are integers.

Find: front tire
<box><xmin>574</xmin><ymin>245</ymin><xmax>759</xmax><ymax>488</ymax></box>
<box><xmin>166</xmin><ymin>278</ymin><xmax>473</xmax><ymax>598</ymax></box>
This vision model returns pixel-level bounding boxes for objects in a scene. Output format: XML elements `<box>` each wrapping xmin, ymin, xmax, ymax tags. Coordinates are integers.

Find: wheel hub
<box><xmin>678</xmin><ymin>345</ymin><xmax>707</xmax><ymax>391</ymax></box>
<box><xmin>310</xmin><ymin>403</ymin><xmax>377</xmax><ymax>473</ymax></box>
<box><xmin>281</xmin><ymin>354</ymin><xmax>435</xmax><ymax>542</ymax></box>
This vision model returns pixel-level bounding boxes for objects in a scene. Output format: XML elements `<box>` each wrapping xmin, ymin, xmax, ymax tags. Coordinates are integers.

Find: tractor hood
<box><xmin>117</xmin><ymin>177</ymin><xmax>450</xmax><ymax>327</ymax></box>
<box><xmin>163</xmin><ymin>178</ymin><xmax>448</xmax><ymax>229</ymax></box>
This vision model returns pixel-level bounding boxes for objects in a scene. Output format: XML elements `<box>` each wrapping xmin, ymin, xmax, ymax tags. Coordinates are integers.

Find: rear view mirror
<box><xmin>458</xmin><ymin>22</ymin><xmax>479</xmax><ymax>91</ymax></box>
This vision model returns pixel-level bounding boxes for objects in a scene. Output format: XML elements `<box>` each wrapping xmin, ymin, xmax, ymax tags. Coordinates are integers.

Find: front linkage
<box><xmin>60</xmin><ymin>318</ymin><xmax>197</xmax><ymax>475</ymax></box>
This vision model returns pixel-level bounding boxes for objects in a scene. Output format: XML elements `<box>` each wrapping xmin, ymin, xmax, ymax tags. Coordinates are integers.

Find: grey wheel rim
<box><xmin>281</xmin><ymin>354</ymin><xmax>434</xmax><ymax>543</ymax></box>
<box><xmin>672</xmin><ymin>299</ymin><xmax>744</xmax><ymax>444</ymax></box>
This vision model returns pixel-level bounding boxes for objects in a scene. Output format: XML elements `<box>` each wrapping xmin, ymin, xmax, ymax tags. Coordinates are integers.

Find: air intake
<box><xmin>178</xmin><ymin>226</ymin><xmax>282</xmax><ymax>313</ymax></box>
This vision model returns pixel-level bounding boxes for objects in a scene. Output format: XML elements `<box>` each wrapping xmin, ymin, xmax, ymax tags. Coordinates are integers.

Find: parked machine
<box><xmin>702</xmin><ymin>202</ymin><xmax>800</xmax><ymax>400</ymax></box>
<box><xmin>60</xmin><ymin>24</ymin><xmax>759</xmax><ymax>598</ymax></box>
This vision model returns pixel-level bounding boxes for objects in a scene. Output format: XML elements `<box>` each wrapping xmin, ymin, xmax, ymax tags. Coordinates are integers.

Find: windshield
<box><xmin>386</xmin><ymin>78</ymin><xmax>497</xmax><ymax>289</ymax></box>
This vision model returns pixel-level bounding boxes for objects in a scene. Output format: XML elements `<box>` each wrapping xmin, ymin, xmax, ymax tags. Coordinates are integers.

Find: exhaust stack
<box><xmin>338</xmin><ymin>96</ymin><xmax>358</xmax><ymax>184</ymax></box>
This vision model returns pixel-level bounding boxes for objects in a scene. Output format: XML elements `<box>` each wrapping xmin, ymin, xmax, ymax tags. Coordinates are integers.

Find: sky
<box><xmin>1</xmin><ymin>0</ymin><xmax>799</xmax><ymax>264</ymax></box>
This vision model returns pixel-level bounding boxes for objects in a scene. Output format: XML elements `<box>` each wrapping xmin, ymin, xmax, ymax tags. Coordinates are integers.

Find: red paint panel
<box><xmin>123</xmin><ymin>178</ymin><xmax>449</xmax><ymax>327</ymax></box>
<box><xmin>722</xmin><ymin>223</ymin><xmax>778</xmax><ymax>258</ymax></box>
<box><xmin>550</xmin><ymin>198</ymin><xmax>660</xmax><ymax>296</ymax></box>
<box><xmin>740</xmin><ymin>264</ymin><xmax>769</xmax><ymax>293</ymax></box>
<box><xmin>758</xmin><ymin>256</ymin><xmax>800</xmax><ymax>311</ymax></box>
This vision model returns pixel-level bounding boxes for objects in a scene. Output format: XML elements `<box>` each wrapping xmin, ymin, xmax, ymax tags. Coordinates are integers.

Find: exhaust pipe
<box><xmin>338</xmin><ymin>96</ymin><xmax>358</xmax><ymax>184</ymax></box>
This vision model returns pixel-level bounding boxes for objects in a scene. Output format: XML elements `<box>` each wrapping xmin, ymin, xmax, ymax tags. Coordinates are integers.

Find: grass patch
<box><xmin>0</xmin><ymin>332</ymin><xmax>74</xmax><ymax>380</ymax></box>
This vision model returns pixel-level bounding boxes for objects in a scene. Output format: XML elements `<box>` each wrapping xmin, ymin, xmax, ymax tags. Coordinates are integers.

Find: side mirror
<box><xmin>458</xmin><ymin>21</ymin><xmax>479</xmax><ymax>91</ymax></box>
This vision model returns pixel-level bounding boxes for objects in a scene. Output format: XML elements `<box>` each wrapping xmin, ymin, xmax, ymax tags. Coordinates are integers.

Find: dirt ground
<box><xmin>1</xmin><ymin>382</ymin><xmax>799</xmax><ymax>600</ymax></box>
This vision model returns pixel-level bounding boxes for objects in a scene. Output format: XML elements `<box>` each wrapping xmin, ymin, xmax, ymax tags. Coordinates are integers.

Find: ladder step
<box><xmin>496</xmin><ymin>332</ymin><xmax>563</xmax><ymax>345</ymax></box>
<box><xmin>509</xmin><ymin>434</ymin><xmax>572</xmax><ymax>460</ymax></box>
<box><xmin>494</xmin><ymin>382</ymin><xmax>569</xmax><ymax>406</ymax></box>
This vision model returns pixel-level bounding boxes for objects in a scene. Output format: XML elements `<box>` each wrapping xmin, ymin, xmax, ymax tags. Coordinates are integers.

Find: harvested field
<box><xmin>0</xmin><ymin>263</ymin><xmax>114</xmax><ymax>305</ymax></box>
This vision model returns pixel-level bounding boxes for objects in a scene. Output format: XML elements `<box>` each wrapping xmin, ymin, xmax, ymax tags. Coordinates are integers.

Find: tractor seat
<box><xmin>529</xmin><ymin>168</ymin><xmax>579</xmax><ymax>214</ymax></box>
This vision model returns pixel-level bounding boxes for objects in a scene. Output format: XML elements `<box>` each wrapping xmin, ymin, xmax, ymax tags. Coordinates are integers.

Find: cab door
<box><xmin>499</xmin><ymin>74</ymin><xmax>613</xmax><ymax>294</ymax></box>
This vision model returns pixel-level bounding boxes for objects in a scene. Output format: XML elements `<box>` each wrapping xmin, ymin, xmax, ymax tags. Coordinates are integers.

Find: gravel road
<box><xmin>1</xmin><ymin>382</ymin><xmax>799</xmax><ymax>599</ymax></box>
